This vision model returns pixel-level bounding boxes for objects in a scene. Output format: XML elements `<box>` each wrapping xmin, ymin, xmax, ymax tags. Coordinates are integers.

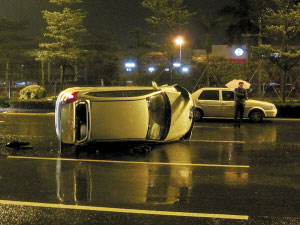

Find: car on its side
<box><xmin>192</xmin><ymin>87</ymin><xmax>277</xmax><ymax>122</ymax></box>
<box><xmin>55</xmin><ymin>82</ymin><xmax>195</xmax><ymax>145</ymax></box>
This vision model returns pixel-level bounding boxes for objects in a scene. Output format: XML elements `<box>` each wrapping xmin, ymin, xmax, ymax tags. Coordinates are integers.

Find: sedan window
<box><xmin>198</xmin><ymin>90</ymin><xmax>219</xmax><ymax>100</ymax></box>
<box><xmin>222</xmin><ymin>91</ymin><xmax>234</xmax><ymax>101</ymax></box>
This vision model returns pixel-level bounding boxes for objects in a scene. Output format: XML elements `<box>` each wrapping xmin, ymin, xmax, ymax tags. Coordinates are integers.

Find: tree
<box><xmin>195</xmin><ymin>8</ymin><xmax>224</xmax><ymax>86</ymax></box>
<box><xmin>0</xmin><ymin>18</ymin><xmax>29</xmax><ymax>97</ymax></box>
<box><xmin>141</xmin><ymin>0</ymin><xmax>195</xmax><ymax>83</ymax></box>
<box><xmin>219</xmin><ymin>0</ymin><xmax>274</xmax><ymax>96</ymax></box>
<box><xmin>38</xmin><ymin>0</ymin><xmax>87</xmax><ymax>91</ymax></box>
<box><xmin>141</xmin><ymin>0</ymin><xmax>194</xmax><ymax>37</ymax></box>
<box><xmin>127</xmin><ymin>27</ymin><xmax>151</xmax><ymax>85</ymax></box>
<box><xmin>254</xmin><ymin>0</ymin><xmax>300</xmax><ymax>102</ymax></box>
<box><xmin>219</xmin><ymin>0</ymin><xmax>273</xmax><ymax>44</ymax></box>
<box><xmin>141</xmin><ymin>0</ymin><xmax>194</xmax><ymax>53</ymax></box>
<box><xmin>80</xmin><ymin>31</ymin><xmax>121</xmax><ymax>85</ymax></box>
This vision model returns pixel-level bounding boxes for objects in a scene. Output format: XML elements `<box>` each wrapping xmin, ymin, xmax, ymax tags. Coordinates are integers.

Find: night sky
<box><xmin>0</xmin><ymin>0</ymin><xmax>229</xmax><ymax>48</ymax></box>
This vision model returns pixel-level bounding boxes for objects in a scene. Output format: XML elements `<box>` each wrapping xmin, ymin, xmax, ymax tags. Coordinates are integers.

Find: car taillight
<box><xmin>64</xmin><ymin>92</ymin><xmax>78</xmax><ymax>103</ymax></box>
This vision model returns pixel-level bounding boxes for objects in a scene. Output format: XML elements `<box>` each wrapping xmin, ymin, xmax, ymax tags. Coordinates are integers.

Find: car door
<box><xmin>196</xmin><ymin>90</ymin><xmax>223</xmax><ymax>117</ymax></box>
<box><xmin>221</xmin><ymin>90</ymin><xmax>235</xmax><ymax>117</ymax></box>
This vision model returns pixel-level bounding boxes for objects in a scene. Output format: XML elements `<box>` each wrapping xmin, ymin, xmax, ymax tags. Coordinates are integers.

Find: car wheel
<box><xmin>194</xmin><ymin>108</ymin><xmax>203</xmax><ymax>121</ymax></box>
<box><xmin>249</xmin><ymin>110</ymin><xmax>264</xmax><ymax>122</ymax></box>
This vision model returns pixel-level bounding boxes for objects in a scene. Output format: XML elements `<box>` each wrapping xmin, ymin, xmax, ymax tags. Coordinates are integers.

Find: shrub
<box><xmin>19</xmin><ymin>85</ymin><xmax>46</xmax><ymax>99</ymax></box>
<box><xmin>0</xmin><ymin>97</ymin><xmax>9</xmax><ymax>108</ymax></box>
<box><xmin>8</xmin><ymin>99</ymin><xmax>55</xmax><ymax>110</ymax></box>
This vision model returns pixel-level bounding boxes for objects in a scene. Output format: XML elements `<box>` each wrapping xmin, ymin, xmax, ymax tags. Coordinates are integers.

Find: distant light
<box><xmin>165</xmin><ymin>68</ymin><xmax>170</xmax><ymax>72</ymax></box>
<box><xmin>125</xmin><ymin>62</ymin><xmax>136</xmax><ymax>68</ymax></box>
<box><xmin>173</xmin><ymin>62</ymin><xmax>181</xmax><ymax>67</ymax></box>
<box><xmin>182</xmin><ymin>67</ymin><xmax>189</xmax><ymax>73</ymax></box>
<box><xmin>234</xmin><ymin>48</ymin><xmax>244</xmax><ymax>57</ymax></box>
<box><xmin>15</xmin><ymin>82</ymin><xmax>26</xmax><ymax>86</ymax></box>
<box><xmin>126</xmin><ymin>68</ymin><xmax>132</xmax><ymax>72</ymax></box>
<box><xmin>126</xmin><ymin>81</ymin><xmax>134</xmax><ymax>84</ymax></box>
<box><xmin>148</xmin><ymin>67</ymin><xmax>155</xmax><ymax>73</ymax></box>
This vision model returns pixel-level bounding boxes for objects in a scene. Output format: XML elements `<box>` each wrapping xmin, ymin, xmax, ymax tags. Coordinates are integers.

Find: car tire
<box><xmin>194</xmin><ymin>108</ymin><xmax>203</xmax><ymax>121</ymax></box>
<box><xmin>249</xmin><ymin>110</ymin><xmax>264</xmax><ymax>122</ymax></box>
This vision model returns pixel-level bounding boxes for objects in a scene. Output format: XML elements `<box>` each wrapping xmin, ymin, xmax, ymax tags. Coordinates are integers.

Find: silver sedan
<box><xmin>192</xmin><ymin>87</ymin><xmax>277</xmax><ymax>122</ymax></box>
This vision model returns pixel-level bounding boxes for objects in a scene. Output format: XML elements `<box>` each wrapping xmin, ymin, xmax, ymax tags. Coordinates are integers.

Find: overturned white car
<box><xmin>55</xmin><ymin>82</ymin><xmax>195</xmax><ymax>145</ymax></box>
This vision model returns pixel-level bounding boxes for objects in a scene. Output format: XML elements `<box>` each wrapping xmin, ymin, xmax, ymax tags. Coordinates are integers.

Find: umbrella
<box><xmin>225</xmin><ymin>79</ymin><xmax>251</xmax><ymax>89</ymax></box>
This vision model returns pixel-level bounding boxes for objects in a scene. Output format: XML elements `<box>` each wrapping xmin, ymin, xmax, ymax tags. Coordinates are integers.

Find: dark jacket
<box><xmin>234</xmin><ymin>87</ymin><xmax>248</xmax><ymax>105</ymax></box>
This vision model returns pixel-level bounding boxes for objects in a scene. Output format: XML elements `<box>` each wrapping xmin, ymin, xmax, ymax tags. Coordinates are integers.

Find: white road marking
<box><xmin>7</xmin><ymin>156</ymin><xmax>250</xmax><ymax>168</ymax></box>
<box><xmin>0</xmin><ymin>199</ymin><xmax>249</xmax><ymax>220</ymax></box>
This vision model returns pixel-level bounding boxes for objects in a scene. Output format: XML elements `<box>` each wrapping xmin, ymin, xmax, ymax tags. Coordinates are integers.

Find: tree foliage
<box><xmin>81</xmin><ymin>31</ymin><xmax>121</xmax><ymax>85</ymax></box>
<box><xmin>141</xmin><ymin>0</ymin><xmax>194</xmax><ymax>36</ymax></box>
<box><xmin>38</xmin><ymin>4</ymin><xmax>86</xmax><ymax>64</ymax></box>
<box><xmin>0</xmin><ymin>18</ymin><xmax>28</xmax><ymax>64</ymax></box>
<box><xmin>219</xmin><ymin>0</ymin><xmax>273</xmax><ymax>45</ymax></box>
<box><xmin>254</xmin><ymin>0</ymin><xmax>300</xmax><ymax>101</ymax></box>
<box><xmin>49</xmin><ymin>0</ymin><xmax>83</xmax><ymax>5</ymax></box>
<box><xmin>141</xmin><ymin>0</ymin><xmax>195</xmax><ymax>57</ymax></box>
<box><xmin>263</xmin><ymin>0</ymin><xmax>300</xmax><ymax>43</ymax></box>
<box><xmin>38</xmin><ymin>0</ymin><xmax>87</xmax><ymax>90</ymax></box>
<box><xmin>0</xmin><ymin>18</ymin><xmax>30</xmax><ymax>96</ymax></box>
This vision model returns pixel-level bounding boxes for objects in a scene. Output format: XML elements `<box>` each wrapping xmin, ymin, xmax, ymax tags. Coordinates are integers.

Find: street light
<box><xmin>175</xmin><ymin>36</ymin><xmax>184</xmax><ymax>61</ymax></box>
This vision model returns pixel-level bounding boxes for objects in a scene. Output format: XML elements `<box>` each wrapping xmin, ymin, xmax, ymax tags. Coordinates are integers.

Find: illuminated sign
<box><xmin>234</xmin><ymin>48</ymin><xmax>244</xmax><ymax>57</ymax></box>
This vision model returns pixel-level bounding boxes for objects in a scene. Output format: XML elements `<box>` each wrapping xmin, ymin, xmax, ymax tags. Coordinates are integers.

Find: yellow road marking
<box><xmin>1</xmin><ymin>112</ymin><xmax>54</xmax><ymax>116</ymax></box>
<box><xmin>187</xmin><ymin>140</ymin><xmax>245</xmax><ymax>144</ymax></box>
<box><xmin>7</xmin><ymin>156</ymin><xmax>249</xmax><ymax>168</ymax></box>
<box><xmin>0</xmin><ymin>199</ymin><xmax>249</xmax><ymax>220</ymax></box>
<box><xmin>197</xmin><ymin>117</ymin><xmax>300</xmax><ymax>121</ymax></box>
<box><xmin>269</xmin><ymin>118</ymin><xmax>300</xmax><ymax>121</ymax></box>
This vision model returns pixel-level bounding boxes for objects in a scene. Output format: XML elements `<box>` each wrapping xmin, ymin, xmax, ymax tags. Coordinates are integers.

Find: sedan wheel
<box><xmin>250</xmin><ymin>110</ymin><xmax>264</xmax><ymax>122</ymax></box>
<box><xmin>194</xmin><ymin>108</ymin><xmax>203</xmax><ymax>121</ymax></box>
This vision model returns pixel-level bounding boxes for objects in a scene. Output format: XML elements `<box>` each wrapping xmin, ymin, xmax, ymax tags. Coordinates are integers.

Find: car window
<box><xmin>126</xmin><ymin>90</ymin><xmax>155</xmax><ymax>97</ymax></box>
<box><xmin>222</xmin><ymin>91</ymin><xmax>234</xmax><ymax>101</ymax></box>
<box><xmin>86</xmin><ymin>90</ymin><xmax>155</xmax><ymax>97</ymax></box>
<box><xmin>198</xmin><ymin>90</ymin><xmax>219</xmax><ymax>100</ymax></box>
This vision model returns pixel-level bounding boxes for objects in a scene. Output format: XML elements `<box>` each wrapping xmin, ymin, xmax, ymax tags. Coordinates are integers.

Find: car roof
<box><xmin>200</xmin><ymin>87</ymin><xmax>234</xmax><ymax>90</ymax></box>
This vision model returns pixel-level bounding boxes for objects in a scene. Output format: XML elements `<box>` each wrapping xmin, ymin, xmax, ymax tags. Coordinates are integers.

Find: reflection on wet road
<box><xmin>0</xmin><ymin>114</ymin><xmax>300</xmax><ymax>224</ymax></box>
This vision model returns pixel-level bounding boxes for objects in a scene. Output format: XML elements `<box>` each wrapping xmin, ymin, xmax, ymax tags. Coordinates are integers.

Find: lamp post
<box><xmin>175</xmin><ymin>37</ymin><xmax>184</xmax><ymax>61</ymax></box>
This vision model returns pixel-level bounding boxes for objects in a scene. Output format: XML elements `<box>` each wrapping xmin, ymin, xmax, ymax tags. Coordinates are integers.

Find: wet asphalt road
<box><xmin>0</xmin><ymin>113</ymin><xmax>300</xmax><ymax>224</ymax></box>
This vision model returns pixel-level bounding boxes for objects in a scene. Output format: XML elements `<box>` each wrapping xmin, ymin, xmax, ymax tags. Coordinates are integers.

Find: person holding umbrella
<box><xmin>234</xmin><ymin>81</ymin><xmax>248</xmax><ymax>127</ymax></box>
